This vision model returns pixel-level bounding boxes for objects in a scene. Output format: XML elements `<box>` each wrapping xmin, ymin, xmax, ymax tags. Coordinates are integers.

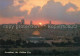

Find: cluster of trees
<box><xmin>0</xmin><ymin>39</ymin><xmax>51</xmax><ymax>48</ymax></box>
<box><xmin>51</xmin><ymin>36</ymin><xmax>80</xmax><ymax>47</ymax></box>
<box><xmin>73</xmin><ymin>37</ymin><xmax>80</xmax><ymax>43</ymax></box>
<box><xmin>0</xmin><ymin>36</ymin><xmax>80</xmax><ymax>48</ymax></box>
<box><xmin>52</xmin><ymin>42</ymin><xmax>73</xmax><ymax>47</ymax></box>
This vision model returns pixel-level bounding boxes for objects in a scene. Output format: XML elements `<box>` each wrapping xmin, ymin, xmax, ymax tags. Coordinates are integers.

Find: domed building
<box><xmin>26</xmin><ymin>30</ymin><xmax>45</xmax><ymax>43</ymax></box>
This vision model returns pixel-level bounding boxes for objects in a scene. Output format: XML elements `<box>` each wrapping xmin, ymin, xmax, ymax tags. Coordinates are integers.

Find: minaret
<box><xmin>21</xmin><ymin>19</ymin><xmax>25</xmax><ymax>25</ymax></box>
<box><xmin>30</xmin><ymin>20</ymin><xmax>33</xmax><ymax>25</ymax></box>
<box><xmin>49</xmin><ymin>20</ymin><xmax>51</xmax><ymax>24</ymax></box>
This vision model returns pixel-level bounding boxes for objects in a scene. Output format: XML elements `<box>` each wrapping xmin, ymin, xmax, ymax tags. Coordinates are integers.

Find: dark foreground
<box><xmin>0</xmin><ymin>47</ymin><xmax>80</xmax><ymax>56</ymax></box>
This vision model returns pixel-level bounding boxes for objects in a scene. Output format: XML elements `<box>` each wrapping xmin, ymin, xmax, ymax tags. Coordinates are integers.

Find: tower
<box><xmin>30</xmin><ymin>20</ymin><xmax>33</xmax><ymax>25</ymax></box>
<box><xmin>21</xmin><ymin>19</ymin><xmax>25</xmax><ymax>25</ymax></box>
<box><xmin>49</xmin><ymin>20</ymin><xmax>51</xmax><ymax>24</ymax></box>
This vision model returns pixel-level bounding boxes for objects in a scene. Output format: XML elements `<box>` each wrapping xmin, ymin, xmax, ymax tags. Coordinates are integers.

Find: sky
<box><xmin>0</xmin><ymin>0</ymin><xmax>80</xmax><ymax>24</ymax></box>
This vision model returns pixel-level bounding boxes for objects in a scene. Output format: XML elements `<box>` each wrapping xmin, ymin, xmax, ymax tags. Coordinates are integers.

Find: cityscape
<box><xmin>0</xmin><ymin>0</ymin><xmax>80</xmax><ymax>56</ymax></box>
<box><xmin>0</xmin><ymin>19</ymin><xmax>80</xmax><ymax>56</ymax></box>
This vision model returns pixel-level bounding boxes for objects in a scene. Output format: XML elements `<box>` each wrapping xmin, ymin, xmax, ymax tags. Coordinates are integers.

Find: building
<box><xmin>21</xmin><ymin>19</ymin><xmax>25</xmax><ymax>24</ymax></box>
<box><xmin>26</xmin><ymin>30</ymin><xmax>45</xmax><ymax>43</ymax></box>
<box><xmin>17</xmin><ymin>22</ymin><xmax>21</xmax><ymax>25</ymax></box>
<box><xmin>26</xmin><ymin>36</ymin><xmax>45</xmax><ymax>43</ymax></box>
<box><xmin>49</xmin><ymin>20</ymin><xmax>51</xmax><ymax>24</ymax></box>
<box><xmin>17</xmin><ymin>19</ymin><xmax>25</xmax><ymax>25</ymax></box>
<box><xmin>30</xmin><ymin>21</ymin><xmax>33</xmax><ymax>25</ymax></box>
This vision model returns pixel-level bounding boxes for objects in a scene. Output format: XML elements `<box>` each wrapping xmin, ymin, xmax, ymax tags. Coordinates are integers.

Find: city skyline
<box><xmin>0</xmin><ymin>19</ymin><xmax>79</xmax><ymax>25</ymax></box>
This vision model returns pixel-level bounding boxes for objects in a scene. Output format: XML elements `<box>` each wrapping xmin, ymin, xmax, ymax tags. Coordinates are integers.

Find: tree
<box><xmin>73</xmin><ymin>37</ymin><xmax>80</xmax><ymax>43</ymax></box>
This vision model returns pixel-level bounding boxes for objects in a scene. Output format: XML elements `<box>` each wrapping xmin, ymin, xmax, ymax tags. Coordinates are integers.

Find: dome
<box><xmin>32</xmin><ymin>30</ymin><xmax>40</xmax><ymax>35</ymax></box>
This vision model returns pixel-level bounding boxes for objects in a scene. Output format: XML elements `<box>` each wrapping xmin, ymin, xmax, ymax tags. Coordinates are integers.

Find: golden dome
<box><xmin>32</xmin><ymin>30</ymin><xmax>40</xmax><ymax>35</ymax></box>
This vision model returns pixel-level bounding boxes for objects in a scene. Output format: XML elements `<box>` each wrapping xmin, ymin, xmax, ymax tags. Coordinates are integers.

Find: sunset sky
<box><xmin>0</xmin><ymin>0</ymin><xmax>80</xmax><ymax>24</ymax></box>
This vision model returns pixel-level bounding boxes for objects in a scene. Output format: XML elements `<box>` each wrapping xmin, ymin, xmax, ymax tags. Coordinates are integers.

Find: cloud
<box><xmin>67</xmin><ymin>7</ymin><xmax>76</xmax><ymax>12</ymax></box>
<box><xmin>0</xmin><ymin>0</ymin><xmax>48</xmax><ymax>18</ymax></box>
<box><xmin>0</xmin><ymin>0</ymin><xmax>13</xmax><ymax>9</ymax></box>
<box><xmin>0</xmin><ymin>0</ymin><xmax>28</xmax><ymax>18</ymax></box>
<box><xmin>27</xmin><ymin>6</ymin><xmax>42</xmax><ymax>20</ymax></box>
<box><xmin>18</xmin><ymin>0</ymin><xmax>49</xmax><ymax>14</ymax></box>
<box><xmin>54</xmin><ymin>0</ymin><xmax>80</xmax><ymax>11</ymax></box>
<box><xmin>0</xmin><ymin>0</ymin><xmax>80</xmax><ymax>24</ymax></box>
<box><xmin>0</xmin><ymin>6</ymin><xmax>27</xmax><ymax>18</ymax></box>
<box><xmin>28</xmin><ymin>0</ymin><xmax>80</xmax><ymax>23</ymax></box>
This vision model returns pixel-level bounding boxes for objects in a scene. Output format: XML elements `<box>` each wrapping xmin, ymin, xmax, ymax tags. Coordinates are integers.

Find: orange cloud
<box><xmin>19</xmin><ymin>0</ymin><xmax>49</xmax><ymax>14</ymax></box>
<box><xmin>13</xmin><ymin>0</ymin><xmax>20</xmax><ymax>6</ymax></box>
<box><xmin>13</xmin><ymin>0</ymin><xmax>80</xmax><ymax>14</ymax></box>
<box><xmin>66</xmin><ymin>7</ymin><xmax>76</xmax><ymax>12</ymax></box>
<box><xmin>54</xmin><ymin>0</ymin><xmax>80</xmax><ymax>11</ymax></box>
<box><xmin>54</xmin><ymin>0</ymin><xmax>70</xmax><ymax>5</ymax></box>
